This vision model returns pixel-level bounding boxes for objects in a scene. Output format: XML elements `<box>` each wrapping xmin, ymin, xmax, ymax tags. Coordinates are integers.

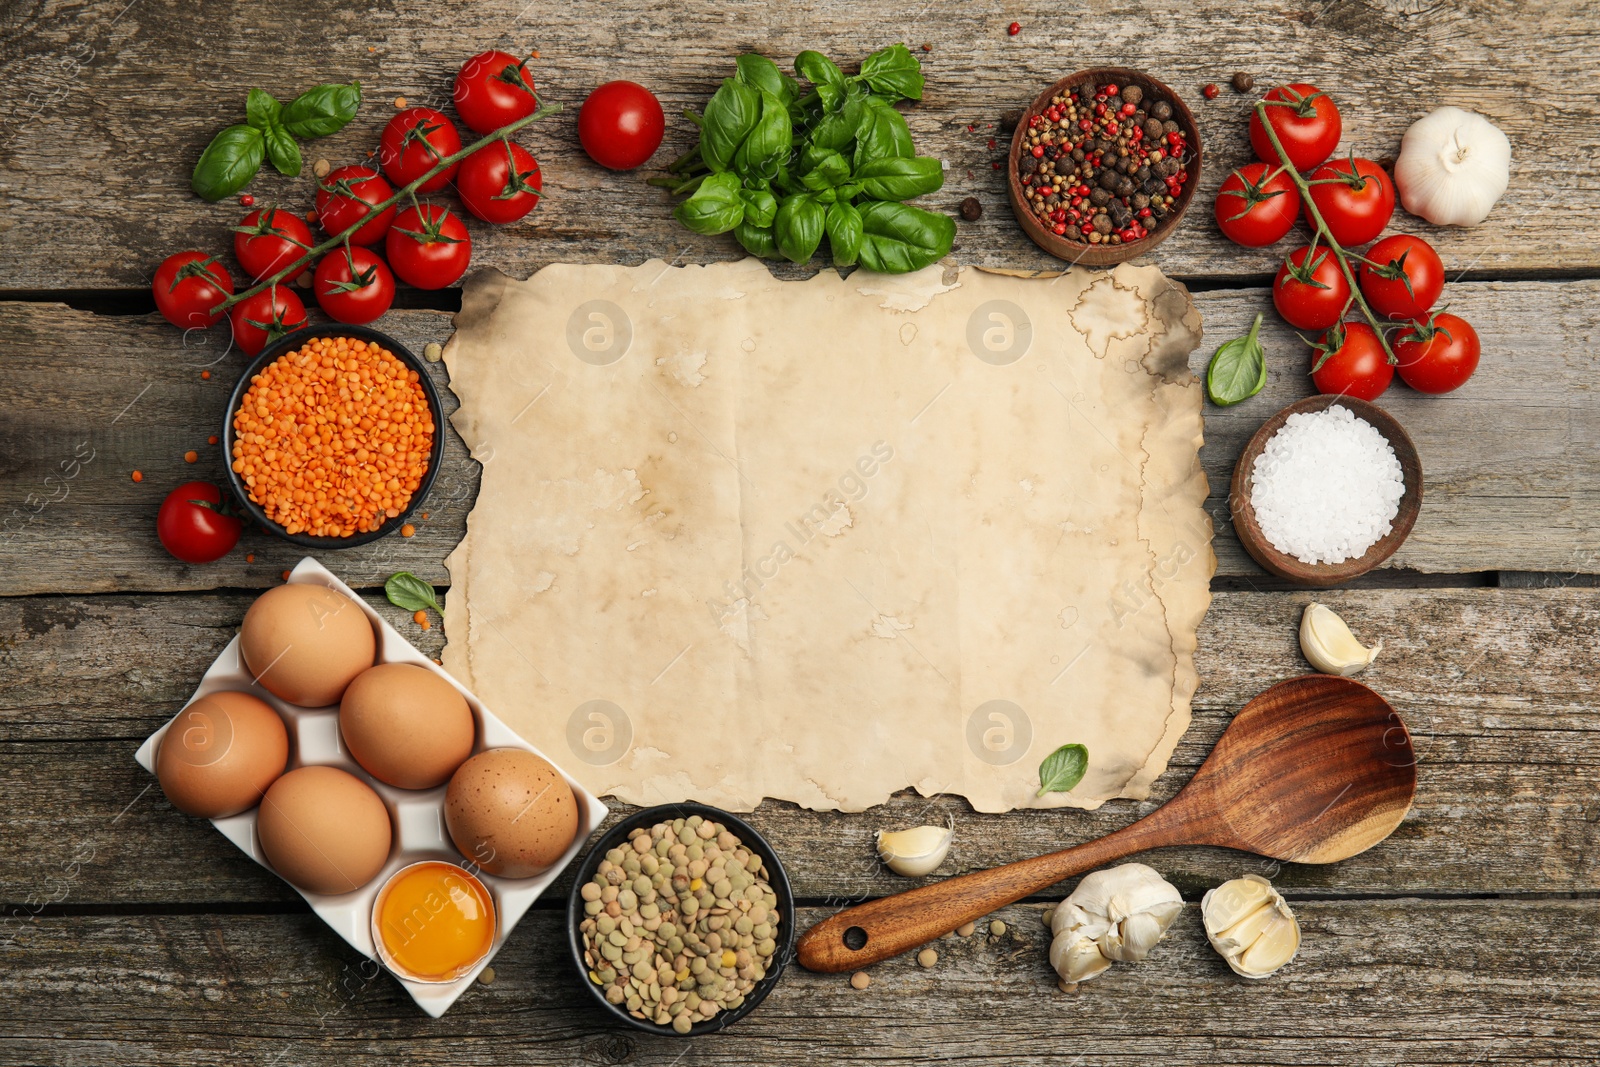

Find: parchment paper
<box><xmin>442</xmin><ymin>259</ymin><xmax>1212</xmax><ymax>813</ymax></box>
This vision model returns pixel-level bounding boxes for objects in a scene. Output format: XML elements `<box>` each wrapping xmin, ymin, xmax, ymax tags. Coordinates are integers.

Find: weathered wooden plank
<box><xmin>3</xmin><ymin>587</ymin><xmax>1595</xmax><ymax>905</ymax></box>
<box><xmin>0</xmin><ymin>0</ymin><xmax>1594</xmax><ymax>290</ymax></box>
<box><xmin>3</xmin><ymin>277</ymin><xmax>1596</xmax><ymax>593</ymax></box>
<box><xmin>1</xmin><ymin>902</ymin><xmax>1596</xmax><ymax>1065</ymax></box>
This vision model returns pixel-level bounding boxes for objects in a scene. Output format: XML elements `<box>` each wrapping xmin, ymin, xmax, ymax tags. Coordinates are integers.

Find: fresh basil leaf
<box><xmin>854</xmin><ymin>155</ymin><xmax>944</xmax><ymax>202</ymax></box>
<box><xmin>246</xmin><ymin>88</ymin><xmax>283</xmax><ymax>132</ymax></box>
<box><xmin>1205</xmin><ymin>313</ymin><xmax>1268</xmax><ymax>406</ymax></box>
<box><xmin>774</xmin><ymin>193</ymin><xmax>825</xmax><ymax>264</ymax></box>
<box><xmin>191</xmin><ymin>124</ymin><xmax>265</xmax><ymax>201</ymax></box>
<box><xmin>740</xmin><ymin>187</ymin><xmax>778</xmax><ymax>228</ymax></box>
<box><xmin>858</xmin><ymin>42</ymin><xmax>924</xmax><ymax>101</ymax></box>
<box><xmin>385</xmin><ymin>571</ymin><xmax>443</xmax><ymax>615</ymax></box>
<box><xmin>825</xmin><ymin>200</ymin><xmax>864</xmax><ymax>268</ymax></box>
<box><xmin>856</xmin><ymin>201</ymin><xmax>955</xmax><ymax>274</ymax></box>
<box><xmin>734</xmin><ymin>220</ymin><xmax>780</xmax><ymax>259</ymax></box>
<box><xmin>673</xmin><ymin>172</ymin><xmax>745</xmax><ymax>235</ymax></box>
<box><xmin>701</xmin><ymin>77</ymin><xmax>760</xmax><ymax>173</ymax></box>
<box><xmin>732</xmin><ymin>89</ymin><xmax>792</xmax><ymax>180</ymax></box>
<box><xmin>263</xmin><ymin>124</ymin><xmax>302</xmax><ymax>176</ymax></box>
<box><xmin>1036</xmin><ymin>743</ymin><xmax>1089</xmax><ymax>797</ymax></box>
<box><xmin>814</xmin><ymin>81</ymin><xmax>842</xmax><ymax>114</ymax></box>
<box><xmin>854</xmin><ymin>98</ymin><xmax>915</xmax><ymax>169</ymax></box>
<box><xmin>795</xmin><ymin>50</ymin><xmax>845</xmax><ymax>92</ymax></box>
<box><xmin>735</xmin><ymin>53</ymin><xmax>789</xmax><ymax>101</ymax></box>
<box><xmin>800</xmin><ymin>148</ymin><xmax>851</xmax><ymax>191</ymax></box>
<box><xmin>808</xmin><ymin>84</ymin><xmax>865</xmax><ymax>153</ymax></box>
<box><xmin>281</xmin><ymin>80</ymin><xmax>362</xmax><ymax>140</ymax></box>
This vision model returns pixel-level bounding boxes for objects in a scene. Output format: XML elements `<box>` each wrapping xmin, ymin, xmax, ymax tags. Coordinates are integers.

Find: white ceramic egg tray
<box><xmin>135</xmin><ymin>556</ymin><xmax>609</xmax><ymax>1017</ymax></box>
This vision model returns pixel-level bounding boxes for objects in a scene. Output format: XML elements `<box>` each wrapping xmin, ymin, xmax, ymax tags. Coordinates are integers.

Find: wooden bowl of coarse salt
<box><xmin>1230</xmin><ymin>395</ymin><xmax>1423</xmax><ymax>586</ymax></box>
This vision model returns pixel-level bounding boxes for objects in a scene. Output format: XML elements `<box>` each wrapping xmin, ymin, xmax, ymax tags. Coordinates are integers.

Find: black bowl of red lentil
<box><xmin>221</xmin><ymin>323</ymin><xmax>446</xmax><ymax>549</ymax></box>
<box><xmin>1007</xmin><ymin>68</ymin><xmax>1203</xmax><ymax>266</ymax></box>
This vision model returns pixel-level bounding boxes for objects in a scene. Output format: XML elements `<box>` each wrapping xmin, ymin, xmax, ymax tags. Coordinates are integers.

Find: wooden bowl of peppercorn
<box><xmin>1007</xmin><ymin>68</ymin><xmax>1203</xmax><ymax>267</ymax></box>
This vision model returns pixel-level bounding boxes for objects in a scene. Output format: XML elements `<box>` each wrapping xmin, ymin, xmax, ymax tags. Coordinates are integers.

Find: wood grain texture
<box><xmin>3</xmin><ymin>278</ymin><xmax>1597</xmax><ymax>594</ymax></box>
<box><xmin>2</xmin><ymin>902</ymin><xmax>1597</xmax><ymax>1066</ymax></box>
<box><xmin>0</xmin><ymin>0</ymin><xmax>1595</xmax><ymax>288</ymax></box>
<box><xmin>3</xmin><ymin>588</ymin><xmax>1595</xmax><ymax>906</ymax></box>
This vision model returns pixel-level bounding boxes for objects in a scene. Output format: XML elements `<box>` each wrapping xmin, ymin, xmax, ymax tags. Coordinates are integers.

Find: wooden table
<box><xmin>3</xmin><ymin>1</ymin><xmax>1597</xmax><ymax>1062</ymax></box>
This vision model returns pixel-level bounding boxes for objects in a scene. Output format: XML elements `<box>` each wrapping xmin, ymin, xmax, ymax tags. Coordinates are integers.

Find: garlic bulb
<box><xmin>1048</xmin><ymin>863</ymin><xmax>1183</xmax><ymax>985</ymax></box>
<box><xmin>1394</xmin><ymin>106</ymin><xmax>1511</xmax><ymax>226</ymax></box>
<box><xmin>875</xmin><ymin>824</ymin><xmax>953</xmax><ymax>877</ymax></box>
<box><xmin>1202</xmin><ymin>874</ymin><xmax>1300</xmax><ymax>978</ymax></box>
<box><xmin>1299</xmin><ymin>602</ymin><xmax>1382</xmax><ymax>676</ymax></box>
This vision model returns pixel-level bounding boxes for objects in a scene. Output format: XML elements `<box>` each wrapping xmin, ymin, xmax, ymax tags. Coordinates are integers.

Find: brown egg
<box><xmin>257</xmin><ymin>765</ymin><xmax>392</xmax><ymax>895</ymax></box>
<box><xmin>240</xmin><ymin>583</ymin><xmax>376</xmax><ymax>707</ymax></box>
<box><xmin>445</xmin><ymin>749</ymin><xmax>579</xmax><ymax>878</ymax></box>
<box><xmin>156</xmin><ymin>691</ymin><xmax>289</xmax><ymax>818</ymax></box>
<box><xmin>340</xmin><ymin>663</ymin><xmax>475</xmax><ymax>789</ymax></box>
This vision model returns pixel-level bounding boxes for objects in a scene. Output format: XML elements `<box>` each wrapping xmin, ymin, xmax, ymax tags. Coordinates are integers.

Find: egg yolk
<box><xmin>375</xmin><ymin>862</ymin><xmax>495</xmax><ymax>981</ymax></box>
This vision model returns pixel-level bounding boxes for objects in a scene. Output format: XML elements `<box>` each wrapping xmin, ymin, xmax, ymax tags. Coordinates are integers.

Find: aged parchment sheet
<box><xmin>442</xmin><ymin>259</ymin><xmax>1212</xmax><ymax>812</ymax></box>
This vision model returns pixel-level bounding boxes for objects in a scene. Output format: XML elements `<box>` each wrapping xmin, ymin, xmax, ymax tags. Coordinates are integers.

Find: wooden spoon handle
<box><xmin>796</xmin><ymin>814</ymin><xmax>1181</xmax><ymax>972</ymax></box>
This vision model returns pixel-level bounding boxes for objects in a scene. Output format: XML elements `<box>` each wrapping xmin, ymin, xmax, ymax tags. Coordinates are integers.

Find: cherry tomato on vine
<box><xmin>315</xmin><ymin>166</ymin><xmax>397</xmax><ymax>246</ymax></box>
<box><xmin>157</xmin><ymin>481</ymin><xmax>243</xmax><ymax>564</ymax></box>
<box><xmin>1214</xmin><ymin>162</ymin><xmax>1301</xmax><ymax>247</ymax></box>
<box><xmin>1308</xmin><ymin>157</ymin><xmax>1395</xmax><ymax>246</ymax></box>
<box><xmin>578</xmin><ymin>81</ymin><xmax>665</xmax><ymax>171</ymax></box>
<box><xmin>153</xmin><ymin>252</ymin><xmax>233</xmax><ymax>329</ymax></box>
<box><xmin>1311</xmin><ymin>322</ymin><xmax>1392</xmax><ymax>401</ymax></box>
<box><xmin>1273</xmin><ymin>245</ymin><xmax>1350</xmax><ymax>330</ymax></box>
<box><xmin>229</xmin><ymin>285</ymin><xmax>308</xmax><ymax>357</ymax></box>
<box><xmin>1358</xmin><ymin>233</ymin><xmax>1444</xmax><ymax>321</ymax></box>
<box><xmin>457</xmin><ymin>140</ymin><xmax>543</xmax><ymax>224</ymax></box>
<box><xmin>1394</xmin><ymin>311</ymin><xmax>1480</xmax><ymax>394</ymax></box>
<box><xmin>386</xmin><ymin>205</ymin><xmax>472</xmax><ymax>289</ymax></box>
<box><xmin>454</xmin><ymin>50</ymin><xmax>539</xmax><ymax>135</ymax></box>
<box><xmin>313</xmin><ymin>245</ymin><xmax>395</xmax><ymax>325</ymax></box>
<box><xmin>378</xmin><ymin>107</ymin><xmax>463</xmax><ymax>193</ymax></box>
<box><xmin>1249</xmin><ymin>83</ymin><xmax>1341</xmax><ymax>172</ymax></box>
<box><xmin>233</xmin><ymin>207</ymin><xmax>313</xmax><ymax>282</ymax></box>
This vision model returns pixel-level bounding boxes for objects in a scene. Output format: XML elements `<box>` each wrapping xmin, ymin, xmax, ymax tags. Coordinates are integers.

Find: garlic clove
<box><xmin>1299</xmin><ymin>602</ymin><xmax>1382</xmax><ymax>677</ymax></box>
<box><xmin>875</xmin><ymin>824</ymin><xmax>954</xmax><ymax>877</ymax></box>
<box><xmin>1201</xmin><ymin>874</ymin><xmax>1301</xmax><ymax>979</ymax></box>
<box><xmin>1049</xmin><ymin>933</ymin><xmax>1113</xmax><ymax>984</ymax></box>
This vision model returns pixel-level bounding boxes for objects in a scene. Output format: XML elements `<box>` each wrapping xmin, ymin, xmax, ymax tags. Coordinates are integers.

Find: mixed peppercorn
<box><xmin>1016</xmin><ymin>80</ymin><xmax>1191</xmax><ymax>246</ymax></box>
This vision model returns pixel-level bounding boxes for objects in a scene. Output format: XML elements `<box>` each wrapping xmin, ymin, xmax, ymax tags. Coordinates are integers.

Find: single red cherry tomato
<box><xmin>313</xmin><ymin>245</ymin><xmax>396</xmax><ymax>325</ymax></box>
<box><xmin>1214</xmin><ymin>162</ymin><xmax>1301</xmax><ymax>247</ymax></box>
<box><xmin>233</xmin><ymin>207</ymin><xmax>314</xmax><ymax>282</ymax></box>
<box><xmin>386</xmin><ymin>205</ymin><xmax>472</xmax><ymax>289</ymax></box>
<box><xmin>229</xmin><ymin>285</ymin><xmax>308</xmax><ymax>357</ymax></box>
<box><xmin>1311</xmin><ymin>322</ymin><xmax>1393</xmax><ymax>401</ymax></box>
<box><xmin>578</xmin><ymin>80</ymin><xmax>665</xmax><ymax>171</ymax></box>
<box><xmin>315</xmin><ymin>166</ymin><xmax>397</xmax><ymax>246</ymax></box>
<box><xmin>1394</xmin><ymin>311</ymin><xmax>1480</xmax><ymax>394</ymax></box>
<box><xmin>157</xmin><ymin>481</ymin><xmax>242</xmax><ymax>564</ymax></box>
<box><xmin>1273</xmin><ymin>245</ymin><xmax>1351</xmax><ymax>330</ymax></box>
<box><xmin>1249</xmin><ymin>83</ymin><xmax>1341</xmax><ymax>172</ymax></box>
<box><xmin>454</xmin><ymin>50</ymin><xmax>539</xmax><ymax>135</ymax></box>
<box><xmin>378</xmin><ymin>107</ymin><xmax>463</xmax><ymax>193</ymax></box>
<box><xmin>1358</xmin><ymin>233</ymin><xmax>1444</xmax><ymax>321</ymax></box>
<box><xmin>457</xmin><ymin>140</ymin><xmax>544</xmax><ymax>224</ymax></box>
<box><xmin>153</xmin><ymin>252</ymin><xmax>234</xmax><ymax>329</ymax></box>
<box><xmin>1308</xmin><ymin>157</ymin><xmax>1395</xmax><ymax>246</ymax></box>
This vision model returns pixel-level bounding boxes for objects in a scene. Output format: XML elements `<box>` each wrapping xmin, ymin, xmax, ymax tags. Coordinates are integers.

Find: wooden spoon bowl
<box><xmin>797</xmin><ymin>675</ymin><xmax>1416</xmax><ymax>973</ymax></box>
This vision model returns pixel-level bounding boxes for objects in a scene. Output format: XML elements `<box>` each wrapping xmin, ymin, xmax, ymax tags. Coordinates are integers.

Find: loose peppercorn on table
<box><xmin>3</xmin><ymin>2</ymin><xmax>1599</xmax><ymax>1064</ymax></box>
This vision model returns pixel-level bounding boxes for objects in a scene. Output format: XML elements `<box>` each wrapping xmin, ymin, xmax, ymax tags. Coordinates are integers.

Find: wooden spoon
<box><xmin>797</xmin><ymin>675</ymin><xmax>1417</xmax><ymax>972</ymax></box>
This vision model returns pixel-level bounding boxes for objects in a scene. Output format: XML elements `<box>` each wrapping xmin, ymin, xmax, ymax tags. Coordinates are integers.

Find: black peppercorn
<box><xmin>1231</xmin><ymin>72</ymin><xmax>1254</xmax><ymax>92</ymax></box>
<box><xmin>1000</xmin><ymin>109</ymin><xmax>1024</xmax><ymax>132</ymax></box>
<box><xmin>1020</xmin><ymin>155</ymin><xmax>1038</xmax><ymax>174</ymax></box>
<box><xmin>1135</xmin><ymin>165</ymin><xmax>1151</xmax><ymax>182</ymax></box>
<box><xmin>1072</xmin><ymin>148</ymin><xmax>1086</xmax><ymax>162</ymax></box>
<box><xmin>1143</xmin><ymin>118</ymin><xmax>1164</xmax><ymax>139</ymax></box>
<box><xmin>1089</xmin><ymin>186</ymin><xmax>1111</xmax><ymax>206</ymax></box>
<box><xmin>1150</xmin><ymin>101</ymin><xmax>1173</xmax><ymax>121</ymax></box>
<box><xmin>1121</xmin><ymin>85</ymin><xmax>1144</xmax><ymax>106</ymax></box>
<box><xmin>959</xmin><ymin>196</ymin><xmax>983</xmax><ymax>221</ymax></box>
<box><xmin>1098</xmin><ymin>171</ymin><xmax>1121</xmax><ymax>192</ymax></box>
<box><xmin>1133</xmin><ymin>192</ymin><xmax>1150</xmax><ymax>210</ymax></box>
<box><xmin>1093</xmin><ymin>213</ymin><xmax>1114</xmax><ymax>234</ymax></box>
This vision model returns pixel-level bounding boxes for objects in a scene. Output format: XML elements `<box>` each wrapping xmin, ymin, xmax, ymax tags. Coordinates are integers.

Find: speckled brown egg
<box><xmin>257</xmin><ymin>765</ymin><xmax>392</xmax><ymax>895</ymax></box>
<box><xmin>445</xmin><ymin>749</ymin><xmax>579</xmax><ymax>878</ymax></box>
<box><xmin>156</xmin><ymin>690</ymin><xmax>289</xmax><ymax>818</ymax></box>
<box><xmin>340</xmin><ymin>663</ymin><xmax>475</xmax><ymax>789</ymax></box>
<box><xmin>239</xmin><ymin>583</ymin><xmax>375</xmax><ymax>707</ymax></box>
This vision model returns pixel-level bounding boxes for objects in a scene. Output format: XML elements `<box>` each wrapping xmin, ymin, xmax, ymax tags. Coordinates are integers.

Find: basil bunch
<box><xmin>660</xmin><ymin>46</ymin><xmax>954</xmax><ymax>274</ymax></box>
<box><xmin>192</xmin><ymin>82</ymin><xmax>362</xmax><ymax>201</ymax></box>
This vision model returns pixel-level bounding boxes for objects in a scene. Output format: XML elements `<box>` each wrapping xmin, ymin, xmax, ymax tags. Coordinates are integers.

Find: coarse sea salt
<box><xmin>1249</xmin><ymin>405</ymin><xmax>1405</xmax><ymax>565</ymax></box>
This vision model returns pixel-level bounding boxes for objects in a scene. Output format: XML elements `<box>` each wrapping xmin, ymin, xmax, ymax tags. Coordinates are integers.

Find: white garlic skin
<box><xmin>1048</xmin><ymin>863</ymin><xmax>1183</xmax><ymax>985</ymax></box>
<box><xmin>1202</xmin><ymin>874</ymin><xmax>1301</xmax><ymax>979</ymax></box>
<box><xmin>875</xmin><ymin>824</ymin><xmax>953</xmax><ymax>877</ymax></box>
<box><xmin>1395</xmin><ymin>106</ymin><xmax>1511</xmax><ymax>226</ymax></box>
<box><xmin>1299</xmin><ymin>602</ymin><xmax>1382</xmax><ymax>677</ymax></box>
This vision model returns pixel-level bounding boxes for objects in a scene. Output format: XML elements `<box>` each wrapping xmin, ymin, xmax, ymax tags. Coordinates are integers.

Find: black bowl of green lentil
<box><xmin>566</xmin><ymin>803</ymin><xmax>796</xmax><ymax>1035</ymax></box>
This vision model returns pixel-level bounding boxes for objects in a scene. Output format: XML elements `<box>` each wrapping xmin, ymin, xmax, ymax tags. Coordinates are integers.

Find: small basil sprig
<box><xmin>385</xmin><ymin>571</ymin><xmax>443</xmax><ymax>615</ymax></box>
<box><xmin>192</xmin><ymin>81</ymin><xmax>361</xmax><ymax>201</ymax></box>
<box><xmin>1205</xmin><ymin>313</ymin><xmax>1269</xmax><ymax>406</ymax></box>
<box><xmin>1036</xmin><ymin>743</ymin><xmax>1090</xmax><ymax>797</ymax></box>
